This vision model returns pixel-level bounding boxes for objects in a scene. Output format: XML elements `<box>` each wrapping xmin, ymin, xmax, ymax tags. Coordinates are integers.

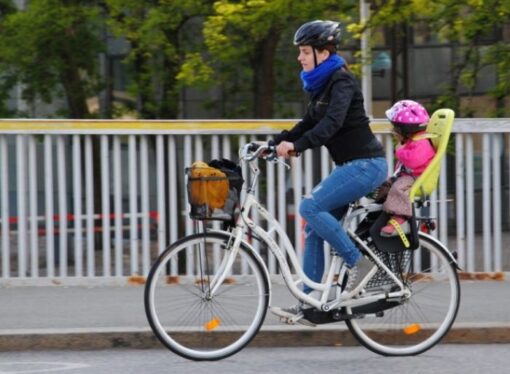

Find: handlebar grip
<box><xmin>247</xmin><ymin>142</ymin><xmax>261</xmax><ymax>152</ymax></box>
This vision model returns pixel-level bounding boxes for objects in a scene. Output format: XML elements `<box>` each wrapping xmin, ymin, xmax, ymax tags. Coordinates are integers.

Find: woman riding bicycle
<box><xmin>271</xmin><ymin>20</ymin><xmax>388</xmax><ymax>320</ymax></box>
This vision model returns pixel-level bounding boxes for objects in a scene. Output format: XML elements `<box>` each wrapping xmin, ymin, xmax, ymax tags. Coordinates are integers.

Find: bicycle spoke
<box><xmin>346</xmin><ymin>235</ymin><xmax>460</xmax><ymax>356</ymax></box>
<box><xmin>145</xmin><ymin>232</ymin><xmax>269</xmax><ymax>360</ymax></box>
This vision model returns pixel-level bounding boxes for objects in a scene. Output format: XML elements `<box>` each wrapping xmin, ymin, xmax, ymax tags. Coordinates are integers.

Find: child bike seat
<box><xmin>409</xmin><ymin>108</ymin><xmax>455</xmax><ymax>201</ymax></box>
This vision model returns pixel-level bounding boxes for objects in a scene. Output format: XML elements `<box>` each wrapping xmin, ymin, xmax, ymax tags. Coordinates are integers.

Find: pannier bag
<box><xmin>186</xmin><ymin>159</ymin><xmax>243</xmax><ymax>221</ymax></box>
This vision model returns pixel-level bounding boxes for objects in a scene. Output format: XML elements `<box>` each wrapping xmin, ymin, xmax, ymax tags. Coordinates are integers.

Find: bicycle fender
<box><xmin>208</xmin><ymin>229</ymin><xmax>273</xmax><ymax>304</ymax></box>
<box><xmin>418</xmin><ymin>231</ymin><xmax>460</xmax><ymax>270</ymax></box>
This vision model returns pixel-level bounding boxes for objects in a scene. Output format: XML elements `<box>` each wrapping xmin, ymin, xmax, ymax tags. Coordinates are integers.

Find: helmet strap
<box><xmin>313</xmin><ymin>48</ymin><xmax>318</xmax><ymax>68</ymax></box>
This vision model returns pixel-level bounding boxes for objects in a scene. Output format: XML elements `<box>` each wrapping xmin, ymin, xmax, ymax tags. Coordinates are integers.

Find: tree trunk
<box><xmin>158</xmin><ymin>57</ymin><xmax>179</xmax><ymax>119</ymax></box>
<box><xmin>133</xmin><ymin>48</ymin><xmax>156</xmax><ymax>119</ymax></box>
<box><xmin>59</xmin><ymin>53</ymin><xmax>105</xmax><ymax>249</ymax></box>
<box><xmin>252</xmin><ymin>29</ymin><xmax>281</xmax><ymax>119</ymax></box>
<box><xmin>60</xmin><ymin>64</ymin><xmax>90</xmax><ymax>119</ymax></box>
<box><xmin>389</xmin><ymin>23</ymin><xmax>409</xmax><ymax>103</ymax></box>
<box><xmin>99</xmin><ymin>53</ymin><xmax>113</xmax><ymax>119</ymax></box>
<box><xmin>159</xmin><ymin>26</ymin><xmax>181</xmax><ymax>119</ymax></box>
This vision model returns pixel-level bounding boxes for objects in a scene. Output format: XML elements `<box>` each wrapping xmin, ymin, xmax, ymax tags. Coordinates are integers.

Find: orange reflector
<box><xmin>204</xmin><ymin>318</ymin><xmax>221</xmax><ymax>331</ymax></box>
<box><xmin>403</xmin><ymin>323</ymin><xmax>421</xmax><ymax>335</ymax></box>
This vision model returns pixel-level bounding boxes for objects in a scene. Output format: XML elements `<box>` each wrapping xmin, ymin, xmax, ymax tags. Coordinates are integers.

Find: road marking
<box><xmin>0</xmin><ymin>362</ymin><xmax>89</xmax><ymax>373</ymax></box>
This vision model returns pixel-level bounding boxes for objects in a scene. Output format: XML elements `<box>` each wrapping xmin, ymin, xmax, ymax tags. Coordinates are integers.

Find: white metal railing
<box><xmin>0</xmin><ymin>118</ymin><xmax>509</xmax><ymax>282</ymax></box>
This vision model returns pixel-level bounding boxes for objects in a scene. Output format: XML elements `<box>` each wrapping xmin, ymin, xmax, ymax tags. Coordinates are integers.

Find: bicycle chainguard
<box><xmin>302</xmin><ymin>308</ymin><xmax>361</xmax><ymax>324</ymax></box>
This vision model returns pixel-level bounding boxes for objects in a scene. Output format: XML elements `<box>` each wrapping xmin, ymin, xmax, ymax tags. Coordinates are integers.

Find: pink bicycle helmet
<box><xmin>385</xmin><ymin>100</ymin><xmax>430</xmax><ymax>135</ymax></box>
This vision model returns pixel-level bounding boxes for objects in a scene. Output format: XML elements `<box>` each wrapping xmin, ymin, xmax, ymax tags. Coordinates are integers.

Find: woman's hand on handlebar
<box><xmin>276</xmin><ymin>141</ymin><xmax>296</xmax><ymax>159</ymax></box>
<box><xmin>240</xmin><ymin>140</ymin><xmax>298</xmax><ymax>162</ymax></box>
<box><xmin>241</xmin><ymin>141</ymin><xmax>275</xmax><ymax>161</ymax></box>
<box><xmin>251</xmin><ymin>141</ymin><xmax>275</xmax><ymax>158</ymax></box>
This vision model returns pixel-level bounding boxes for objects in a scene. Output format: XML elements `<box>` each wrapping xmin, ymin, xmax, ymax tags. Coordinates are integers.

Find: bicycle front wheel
<box><xmin>346</xmin><ymin>233</ymin><xmax>460</xmax><ymax>356</ymax></box>
<box><xmin>144</xmin><ymin>231</ymin><xmax>270</xmax><ymax>361</ymax></box>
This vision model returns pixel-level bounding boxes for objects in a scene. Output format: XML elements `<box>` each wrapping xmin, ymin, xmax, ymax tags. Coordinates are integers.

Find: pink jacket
<box><xmin>395</xmin><ymin>137</ymin><xmax>436</xmax><ymax>177</ymax></box>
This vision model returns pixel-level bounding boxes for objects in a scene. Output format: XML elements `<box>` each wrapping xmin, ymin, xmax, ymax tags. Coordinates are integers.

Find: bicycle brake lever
<box><xmin>273</xmin><ymin>157</ymin><xmax>291</xmax><ymax>170</ymax></box>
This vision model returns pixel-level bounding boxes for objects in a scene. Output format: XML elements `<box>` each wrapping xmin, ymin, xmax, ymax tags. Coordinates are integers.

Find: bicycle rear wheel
<box><xmin>144</xmin><ymin>231</ymin><xmax>269</xmax><ymax>361</ymax></box>
<box><xmin>346</xmin><ymin>233</ymin><xmax>460</xmax><ymax>356</ymax></box>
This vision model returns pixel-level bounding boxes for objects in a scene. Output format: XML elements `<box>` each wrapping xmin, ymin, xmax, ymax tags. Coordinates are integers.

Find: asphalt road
<box><xmin>0</xmin><ymin>344</ymin><xmax>508</xmax><ymax>374</ymax></box>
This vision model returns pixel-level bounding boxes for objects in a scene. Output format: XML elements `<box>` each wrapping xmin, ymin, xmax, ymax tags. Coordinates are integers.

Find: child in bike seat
<box><xmin>378</xmin><ymin>100</ymin><xmax>436</xmax><ymax>237</ymax></box>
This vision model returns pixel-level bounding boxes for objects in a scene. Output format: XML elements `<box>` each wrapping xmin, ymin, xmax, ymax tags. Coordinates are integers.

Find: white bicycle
<box><xmin>144</xmin><ymin>142</ymin><xmax>460</xmax><ymax>361</ymax></box>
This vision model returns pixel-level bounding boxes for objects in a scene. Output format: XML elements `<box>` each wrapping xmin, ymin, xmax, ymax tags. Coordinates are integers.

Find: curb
<box><xmin>1</xmin><ymin>324</ymin><xmax>510</xmax><ymax>351</ymax></box>
<box><xmin>0</xmin><ymin>272</ymin><xmax>507</xmax><ymax>287</ymax></box>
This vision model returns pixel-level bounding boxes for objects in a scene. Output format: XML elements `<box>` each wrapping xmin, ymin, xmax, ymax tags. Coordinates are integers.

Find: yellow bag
<box><xmin>189</xmin><ymin>161</ymin><xmax>229</xmax><ymax>210</ymax></box>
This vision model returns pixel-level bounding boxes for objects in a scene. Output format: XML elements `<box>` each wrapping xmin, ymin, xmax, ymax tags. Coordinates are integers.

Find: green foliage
<box><xmin>176</xmin><ymin>53</ymin><xmax>214</xmax><ymax>87</ymax></box>
<box><xmin>200</xmin><ymin>0</ymin><xmax>356</xmax><ymax>70</ymax></box>
<box><xmin>181</xmin><ymin>0</ymin><xmax>358</xmax><ymax>117</ymax></box>
<box><xmin>2</xmin><ymin>0</ymin><xmax>507</xmax><ymax>119</ymax></box>
<box><xmin>0</xmin><ymin>0</ymin><xmax>103</xmax><ymax>118</ymax></box>
<box><xmin>484</xmin><ymin>41</ymin><xmax>510</xmax><ymax>105</ymax></box>
<box><xmin>106</xmin><ymin>0</ymin><xmax>213</xmax><ymax>118</ymax></box>
<box><xmin>362</xmin><ymin>0</ymin><xmax>510</xmax><ymax>116</ymax></box>
<box><xmin>0</xmin><ymin>0</ymin><xmax>15</xmax><ymax>16</ymax></box>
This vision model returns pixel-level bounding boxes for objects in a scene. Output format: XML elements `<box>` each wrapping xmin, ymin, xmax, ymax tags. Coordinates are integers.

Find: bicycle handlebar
<box><xmin>240</xmin><ymin>141</ymin><xmax>299</xmax><ymax>162</ymax></box>
<box><xmin>240</xmin><ymin>142</ymin><xmax>277</xmax><ymax>161</ymax></box>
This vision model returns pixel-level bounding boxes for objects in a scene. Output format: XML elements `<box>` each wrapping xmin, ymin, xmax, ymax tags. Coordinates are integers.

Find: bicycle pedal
<box><xmin>287</xmin><ymin>315</ymin><xmax>316</xmax><ymax>327</ymax></box>
<box><xmin>278</xmin><ymin>316</ymin><xmax>297</xmax><ymax>325</ymax></box>
<box><xmin>294</xmin><ymin>316</ymin><xmax>316</xmax><ymax>327</ymax></box>
<box><xmin>277</xmin><ymin>314</ymin><xmax>316</xmax><ymax>327</ymax></box>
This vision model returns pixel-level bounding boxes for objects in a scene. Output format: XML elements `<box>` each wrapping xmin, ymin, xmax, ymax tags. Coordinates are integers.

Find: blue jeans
<box><xmin>299</xmin><ymin>157</ymin><xmax>388</xmax><ymax>293</ymax></box>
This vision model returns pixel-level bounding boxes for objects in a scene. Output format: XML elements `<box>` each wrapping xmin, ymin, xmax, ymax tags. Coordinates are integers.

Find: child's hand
<box><xmin>372</xmin><ymin>180</ymin><xmax>392</xmax><ymax>203</ymax></box>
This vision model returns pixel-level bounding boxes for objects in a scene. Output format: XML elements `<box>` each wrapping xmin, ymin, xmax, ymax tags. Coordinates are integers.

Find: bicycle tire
<box><xmin>144</xmin><ymin>231</ymin><xmax>270</xmax><ymax>361</ymax></box>
<box><xmin>345</xmin><ymin>232</ymin><xmax>460</xmax><ymax>356</ymax></box>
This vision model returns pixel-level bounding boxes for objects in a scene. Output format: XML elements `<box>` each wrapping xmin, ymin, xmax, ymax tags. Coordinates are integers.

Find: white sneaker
<box><xmin>269</xmin><ymin>303</ymin><xmax>316</xmax><ymax>327</ymax></box>
<box><xmin>345</xmin><ymin>256</ymin><xmax>377</xmax><ymax>292</ymax></box>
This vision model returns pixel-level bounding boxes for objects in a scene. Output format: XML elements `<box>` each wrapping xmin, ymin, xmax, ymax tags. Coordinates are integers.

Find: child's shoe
<box><xmin>380</xmin><ymin>215</ymin><xmax>410</xmax><ymax>237</ymax></box>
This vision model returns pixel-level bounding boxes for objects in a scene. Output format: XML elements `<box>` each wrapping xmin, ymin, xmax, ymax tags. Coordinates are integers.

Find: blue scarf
<box><xmin>300</xmin><ymin>54</ymin><xmax>345</xmax><ymax>96</ymax></box>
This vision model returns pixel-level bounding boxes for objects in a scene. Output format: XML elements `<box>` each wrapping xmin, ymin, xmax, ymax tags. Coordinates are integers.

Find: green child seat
<box><xmin>409</xmin><ymin>108</ymin><xmax>455</xmax><ymax>201</ymax></box>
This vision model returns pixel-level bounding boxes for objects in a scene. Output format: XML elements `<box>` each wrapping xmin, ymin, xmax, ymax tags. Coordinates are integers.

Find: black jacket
<box><xmin>275</xmin><ymin>68</ymin><xmax>384</xmax><ymax>165</ymax></box>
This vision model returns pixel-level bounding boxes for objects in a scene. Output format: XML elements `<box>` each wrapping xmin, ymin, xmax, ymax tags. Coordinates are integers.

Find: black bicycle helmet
<box><xmin>293</xmin><ymin>20</ymin><xmax>341</xmax><ymax>49</ymax></box>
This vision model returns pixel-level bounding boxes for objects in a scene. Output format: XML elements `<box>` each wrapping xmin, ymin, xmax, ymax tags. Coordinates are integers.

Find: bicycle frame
<box><xmin>239</xmin><ymin>192</ymin><xmax>334</xmax><ymax>310</ymax></box>
<box><xmin>212</xmin><ymin>155</ymin><xmax>411</xmax><ymax>313</ymax></box>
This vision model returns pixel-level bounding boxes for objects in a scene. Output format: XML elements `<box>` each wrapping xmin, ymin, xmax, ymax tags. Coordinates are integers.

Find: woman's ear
<box><xmin>317</xmin><ymin>49</ymin><xmax>331</xmax><ymax>63</ymax></box>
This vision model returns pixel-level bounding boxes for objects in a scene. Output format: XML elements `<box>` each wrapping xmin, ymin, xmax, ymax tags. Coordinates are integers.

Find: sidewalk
<box><xmin>1</xmin><ymin>279</ymin><xmax>509</xmax><ymax>351</ymax></box>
